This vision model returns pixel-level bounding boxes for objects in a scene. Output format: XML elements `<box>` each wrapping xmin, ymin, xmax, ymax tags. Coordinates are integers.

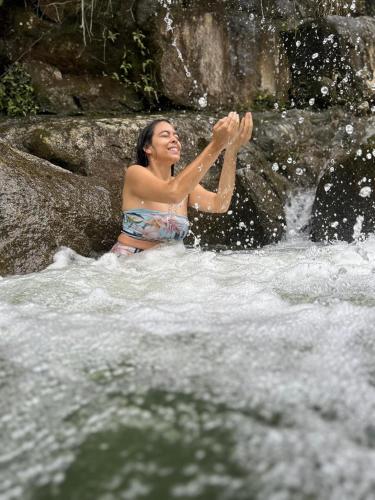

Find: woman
<box><xmin>111</xmin><ymin>111</ymin><xmax>253</xmax><ymax>256</ymax></box>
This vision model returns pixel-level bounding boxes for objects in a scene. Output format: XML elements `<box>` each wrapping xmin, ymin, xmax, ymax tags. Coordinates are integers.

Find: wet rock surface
<box><xmin>1</xmin><ymin>0</ymin><xmax>374</xmax><ymax>113</ymax></box>
<box><xmin>1</xmin><ymin>109</ymin><xmax>375</xmax><ymax>273</ymax></box>
<box><xmin>0</xmin><ymin>140</ymin><xmax>116</xmax><ymax>276</ymax></box>
<box><xmin>310</xmin><ymin>135</ymin><xmax>375</xmax><ymax>243</ymax></box>
<box><xmin>283</xmin><ymin>15</ymin><xmax>375</xmax><ymax>107</ymax></box>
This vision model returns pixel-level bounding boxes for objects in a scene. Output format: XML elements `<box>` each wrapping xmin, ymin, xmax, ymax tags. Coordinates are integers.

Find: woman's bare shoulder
<box><xmin>124</xmin><ymin>164</ymin><xmax>147</xmax><ymax>176</ymax></box>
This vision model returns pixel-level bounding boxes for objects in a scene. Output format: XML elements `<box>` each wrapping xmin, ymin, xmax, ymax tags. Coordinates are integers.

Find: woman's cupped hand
<box><xmin>212</xmin><ymin>111</ymin><xmax>253</xmax><ymax>152</ymax></box>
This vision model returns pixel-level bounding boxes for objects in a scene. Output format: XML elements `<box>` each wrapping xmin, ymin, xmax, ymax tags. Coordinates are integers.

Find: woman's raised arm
<box><xmin>125</xmin><ymin>112</ymin><xmax>239</xmax><ymax>204</ymax></box>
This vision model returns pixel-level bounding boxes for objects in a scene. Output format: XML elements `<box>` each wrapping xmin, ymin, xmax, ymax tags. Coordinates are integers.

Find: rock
<box><xmin>0</xmin><ymin>140</ymin><xmax>117</xmax><ymax>276</ymax></box>
<box><xmin>138</xmin><ymin>2</ymin><xmax>290</xmax><ymax>110</ymax></box>
<box><xmin>0</xmin><ymin>2</ymin><xmax>146</xmax><ymax>115</ymax></box>
<box><xmin>187</xmin><ymin>143</ymin><xmax>289</xmax><ymax>249</ymax></box>
<box><xmin>357</xmin><ymin>101</ymin><xmax>370</xmax><ymax>114</ymax></box>
<box><xmin>1</xmin><ymin>1</ymin><xmax>373</xmax><ymax>115</ymax></box>
<box><xmin>1</xmin><ymin>110</ymin><xmax>374</xmax><ymax>273</ymax></box>
<box><xmin>22</xmin><ymin>60</ymin><xmax>143</xmax><ymax>114</ymax></box>
<box><xmin>283</xmin><ymin>15</ymin><xmax>375</xmax><ymax>107</ymax></box>
<box><xmin>310</xmin><ymin>123</ymin><xmax>375</xmax><ymax>242</ymax></box>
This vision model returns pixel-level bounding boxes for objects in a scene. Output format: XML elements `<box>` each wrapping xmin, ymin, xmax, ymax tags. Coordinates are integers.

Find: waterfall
<box><xmin>284</xmin><ymin>188</ymin><xmax>316</xmax><ymax>240</ymax></box>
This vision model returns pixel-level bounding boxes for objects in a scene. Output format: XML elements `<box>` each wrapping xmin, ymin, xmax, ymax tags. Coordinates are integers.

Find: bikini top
<box><xmin>121</xmin><ymin>208</ymin><xmax>189</xmax><ymax>242</ymax></box>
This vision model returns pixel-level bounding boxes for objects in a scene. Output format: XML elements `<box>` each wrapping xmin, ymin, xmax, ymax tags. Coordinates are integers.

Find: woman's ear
<box><xmin>144</xmin><ymin>145</ymin><xmax>152</xmax><ymax>155</ymax></box>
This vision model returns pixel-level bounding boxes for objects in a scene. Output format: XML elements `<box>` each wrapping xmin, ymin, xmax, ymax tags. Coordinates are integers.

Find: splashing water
<box><xmin>2</xmin><ymin>191</ymin><xmax>375</xmax><ymax>500</ymax></box>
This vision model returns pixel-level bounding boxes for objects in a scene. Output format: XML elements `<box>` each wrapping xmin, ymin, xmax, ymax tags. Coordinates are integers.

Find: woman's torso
<box><xmin>118</xmin><ymin>170</ymin><xmax>189</xmax><ymax>249</ymax></box>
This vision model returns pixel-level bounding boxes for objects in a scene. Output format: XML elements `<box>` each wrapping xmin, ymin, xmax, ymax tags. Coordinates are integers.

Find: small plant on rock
<box><xmin>0</xmin><ymin>63</ymin><xmax>39</xmax><ymax>117</ymax></box>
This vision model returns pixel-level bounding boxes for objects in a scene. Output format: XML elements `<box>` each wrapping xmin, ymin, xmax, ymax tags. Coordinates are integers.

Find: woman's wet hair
<box><xmin>135</xmin><ymin>119</ymin><xmax>175</xmax><ymax>176</ymax></box>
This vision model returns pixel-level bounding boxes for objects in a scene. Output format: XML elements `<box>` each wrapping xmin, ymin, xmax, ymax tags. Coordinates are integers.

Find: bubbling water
<box><xmin>2</xmin><ymin>212</ymin><xmax>375</xmax><ymax>499</ymax></box>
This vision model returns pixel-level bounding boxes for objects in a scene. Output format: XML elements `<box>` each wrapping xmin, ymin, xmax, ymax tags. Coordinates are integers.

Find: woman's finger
<box><xmin>213</xmin><ymin>117</ymin><xmax>227</xmax><ymax>130</ymax></box>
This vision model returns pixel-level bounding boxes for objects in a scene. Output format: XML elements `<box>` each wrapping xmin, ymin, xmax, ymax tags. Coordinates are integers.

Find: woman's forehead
<box><xmin>154</xmin><ymin>121</ymin><xmax>177</xmax><ymax>134</ymax></box>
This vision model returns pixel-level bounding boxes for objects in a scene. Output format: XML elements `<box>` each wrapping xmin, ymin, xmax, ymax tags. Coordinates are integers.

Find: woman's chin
<box><xmin>168</xmin><ymin>153</ymin><xmax>180</xmax><ymax>162</ymax></box>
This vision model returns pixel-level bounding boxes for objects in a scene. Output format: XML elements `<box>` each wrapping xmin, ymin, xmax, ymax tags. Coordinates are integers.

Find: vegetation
<box><xmin>0</xmin><ymin>63</ymin><xmax>39</xmax><ymax>117</ymax></box>
<box><xmin>112</xmin><ymin>30</ymin><xmax>159</xmax><ymax>104</ymax></box>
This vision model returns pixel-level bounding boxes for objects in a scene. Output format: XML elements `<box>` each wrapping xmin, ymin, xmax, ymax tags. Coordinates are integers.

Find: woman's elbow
<box><xmin>213</xmin><ymin>204</ymin><xmax>230</xmax><ymax>214</ymax></box>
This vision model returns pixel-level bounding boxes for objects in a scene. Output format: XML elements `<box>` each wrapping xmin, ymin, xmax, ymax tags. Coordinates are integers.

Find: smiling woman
<box><xmin>111</xmin><ymin>112</ymin><xmax>253</xmax><ymax>256</ymax></box>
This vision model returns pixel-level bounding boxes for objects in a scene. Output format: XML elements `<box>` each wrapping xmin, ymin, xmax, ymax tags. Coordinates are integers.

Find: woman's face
<box><xmin>145</xmin><ymin>121</ymin><xmax>181</xmax><ymax>165</ymax></box>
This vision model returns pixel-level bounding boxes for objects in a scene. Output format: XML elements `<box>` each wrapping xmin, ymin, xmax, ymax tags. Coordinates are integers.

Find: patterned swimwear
<box><xmin>110</xmin><ymin>242</ymin><xmax>144</xmax><ymax>256</ymax></box>
<box><xmin>121</xmin><ymin>208</ymin><xmax>189</xmax><ymax>242</ymax></box>
<box><xmin>110</xmin><ymin>208</ymin><xmax>189</xmax><ymax>256</ymax></box>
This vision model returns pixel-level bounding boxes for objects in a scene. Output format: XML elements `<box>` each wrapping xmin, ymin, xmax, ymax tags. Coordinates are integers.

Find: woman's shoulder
<box><xmin>125</xmin><ymin>164</ymin><xmax>147</xmax><ymax>177</ymax></box>
<box><xmin>126</xmin><ymin>164</ymin><xmax>145</xmax><ymax>172</ymax></box>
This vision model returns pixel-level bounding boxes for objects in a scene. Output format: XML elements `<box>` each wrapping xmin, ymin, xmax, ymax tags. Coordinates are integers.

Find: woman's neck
<box><xmin>148</xmin><ymin>160</ymin><xmax>173</xmax><ymax>181</ymax></box>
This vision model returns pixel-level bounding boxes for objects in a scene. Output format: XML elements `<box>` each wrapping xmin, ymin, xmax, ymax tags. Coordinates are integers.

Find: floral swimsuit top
<box><xmin>122</xmin><ymin>208</ymin><xmax>189</xmax><ymax>242</ymax></box>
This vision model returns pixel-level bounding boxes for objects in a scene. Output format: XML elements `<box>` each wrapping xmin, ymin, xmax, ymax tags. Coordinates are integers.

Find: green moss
<box><xmin>0</xmin><ymin>63</ymin><xmax>39</xmax><ymax>117</ymax></box>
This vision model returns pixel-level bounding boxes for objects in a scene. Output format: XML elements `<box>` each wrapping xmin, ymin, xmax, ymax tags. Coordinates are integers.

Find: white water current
<box><xmin>1</xmin><ymin>192</ymin><xmax>375</xmax><ymax>500</ymax></box>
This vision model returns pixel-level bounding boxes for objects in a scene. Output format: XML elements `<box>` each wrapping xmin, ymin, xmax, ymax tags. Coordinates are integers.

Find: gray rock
<box><xmin>1</xmin><ymin>110</ymin><xmax>374</xmax><ymax>274</ymax></box>
<box><xmin>0</xmin><ymin>140</ymin><xmax>117</xmax><ymax>276</ymax></box>
<box><xmin>310</xmin><ymin>118</ymin><xmax>375</xmax><ymax>242</ymax></box>
<box><xmin>283</xmin><ymin>15</ymin><xmax>375</xmax><ymax>107</ymax></box>
<box><xmin>21</xmin><ymin>60</ymin><xmax>143</xmax><ymax>115</ymax></box>
<box><xmin>139</xmin><ymin>2</ymin><xmax>290</xmax><ymax>110</ymax></box>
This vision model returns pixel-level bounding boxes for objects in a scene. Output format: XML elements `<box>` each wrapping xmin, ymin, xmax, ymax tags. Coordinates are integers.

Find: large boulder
<box><xmin>0</xmin><ymin>0</ymin><xmax>373</xmax><ymax>114</ymax></box>
<box><xmin>0</xmin><ymin>140</ymin><xmax>116</xmax><ymax>276</ymax></box>
<box><xmin>137</xmin><ymin>1</ymin><xmax>291</xmax><ymax>110</ymax></box>
<box><xmin>21</xmin><ymin>60</ymin><xmax>143</xmax><ymax>114</ymax></box>
<box><xmin>310</xmin><ymin>118</ymin><xmax>375</xmax><ymax>242</ymax></box>
<box><xmin>1</xmin><ymin>110</ymin><xmax>374</xmax><ymax>274</ymax></box>
<box><xmin>282</xmin><ymin>15</ymin><xmax>375</xmax><ymax>107</ymax></box>
<box><xmin>0</xmin><ymin>1</ymin><xmax>146</xmax><ymax>114</ymax></box>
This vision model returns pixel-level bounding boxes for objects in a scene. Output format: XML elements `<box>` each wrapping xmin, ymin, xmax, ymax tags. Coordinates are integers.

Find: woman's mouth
<box><xmin>168</xmin><ymin>146</ymin><xmax>180</xmax><ymax>154</ymax></box>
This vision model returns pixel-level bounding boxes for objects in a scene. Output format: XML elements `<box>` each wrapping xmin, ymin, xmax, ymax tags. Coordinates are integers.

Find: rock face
<box><xmin>0</xmin><ymin>109</ymin><xmax>375</xmax><ymax>274</ymax></box>
<box><xmin>0</xmin><ymin>0</ymin><xmax>144</xmax><ymax>114</ymax></box>
<box><xmin>136</xmin><ymin>0</ymin><xmax>374</xmax><ymax>110</ymax></box>
<box><xmin>0</xmin><ymin>140</ymin><xmax>116</xmax><ymax>275</ymax></box>
<box><xmin>142</xmin><ymin>4</ymin><xmax>291</xmax><ymax>110</ymax></box>
<box><xmin>1</xmin><ymin>0</ymin><xmax>374</xmax><ymax>114</ymax></box>
<box><xmin>283</xmin><ymin>15</ymin><xmax>375</xmax><ymax>107</ymax></box>
<box><xmin>310</xmin><ymin>126</ymin><xmax>375</xmax><ymax>243</ymax></box>
<box><xmin>0</xmin><ymin>0</ymin><xmax>375</xmax><ymax>272</ymax></box>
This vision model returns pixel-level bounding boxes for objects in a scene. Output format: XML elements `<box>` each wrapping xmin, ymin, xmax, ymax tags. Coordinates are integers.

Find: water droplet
<box><xmin>359</xmin><ymin>186</ymin><xmax>372</xmax><ymax>198</ymax></box>
<box><xmin>324</xmin><ymin>183</ymin><xmax>332</xmax><ymax>192</ymax></box>
<box><xmin>295</xmin><ymin>168</ymin><xmax>303</xmax><ymax>176</ymax></box>
<box><xmin>281</xmin><ymin>111</ymin><xmax>287</xmax><ymax>118</ymax></box>
<box><xmin>272</xmin><ymin>163</ymin><xmax>279</xmax><ymax>172</ymax></box>
<box><xmin>312</xmin><ymin>53</ymin><xmax>319</xmax><ymax>59</ymax></box>
<box><xmin>321</xmin><ymin>86</ymin><xmax>329</xmax><ymax>96</ymax></box>
<box><xmin>309</xmin><ymin>98</ymin><xmax>315</xmax><ymax>106</ymax></box>
<box><xmin>298</xmin><ymin>117</ymin><xmax>304</xmax><ymax>124</ymax></box>
<box><xmin>345</xmin><ymin>124</ymin><xmax>354</xmax><ymax>135</ymax></box>
<box><xmin>296</xmin><ymin>40</ymin><xmax>301</xmax><ymax>47</ymax></box>
<box><xmin>287</xmin><ymin>157</ymin><xmax>293</xmax><ymax>164</ymax></box>
<box><xmin>198</xmin><ymin>94</ymin><xmax>207</xmax><ymax>108</ymax></box>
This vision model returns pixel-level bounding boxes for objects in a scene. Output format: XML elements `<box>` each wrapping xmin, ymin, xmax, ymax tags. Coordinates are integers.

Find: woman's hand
<box><xmin>227</xmin><ymin>112</ymin><xmax>253</xmax><ymax>152</ymax></box>
<box><xmin>211</xmin><ymin>112</ymin><xmax>240</xmax><ymax>150</ymax></box>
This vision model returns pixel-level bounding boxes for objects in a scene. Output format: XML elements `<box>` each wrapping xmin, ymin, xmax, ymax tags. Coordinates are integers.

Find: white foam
<box><xmin>1</xmin><ymin>209</ymin><xmax>375</xmax><ymax>498</ymax></box>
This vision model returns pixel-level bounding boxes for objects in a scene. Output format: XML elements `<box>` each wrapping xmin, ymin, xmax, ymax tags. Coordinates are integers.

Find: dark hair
<box><xmin>135</xmin><ymin>119</ymin><xmax>175</xmax><ymax>176</ymax></box>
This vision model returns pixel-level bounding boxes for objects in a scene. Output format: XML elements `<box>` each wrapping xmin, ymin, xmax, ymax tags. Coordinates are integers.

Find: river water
<box><xmin>1</xmin><ymin>193</ymin><xmax>375</xmax><ymax>500</ymax></box>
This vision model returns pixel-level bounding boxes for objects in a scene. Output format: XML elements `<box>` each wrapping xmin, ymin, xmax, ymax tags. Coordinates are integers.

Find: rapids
<box><xmin>1</xmin><ymin>193</ymin><xmax>375</xmax><ymax>500</ymax></box>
